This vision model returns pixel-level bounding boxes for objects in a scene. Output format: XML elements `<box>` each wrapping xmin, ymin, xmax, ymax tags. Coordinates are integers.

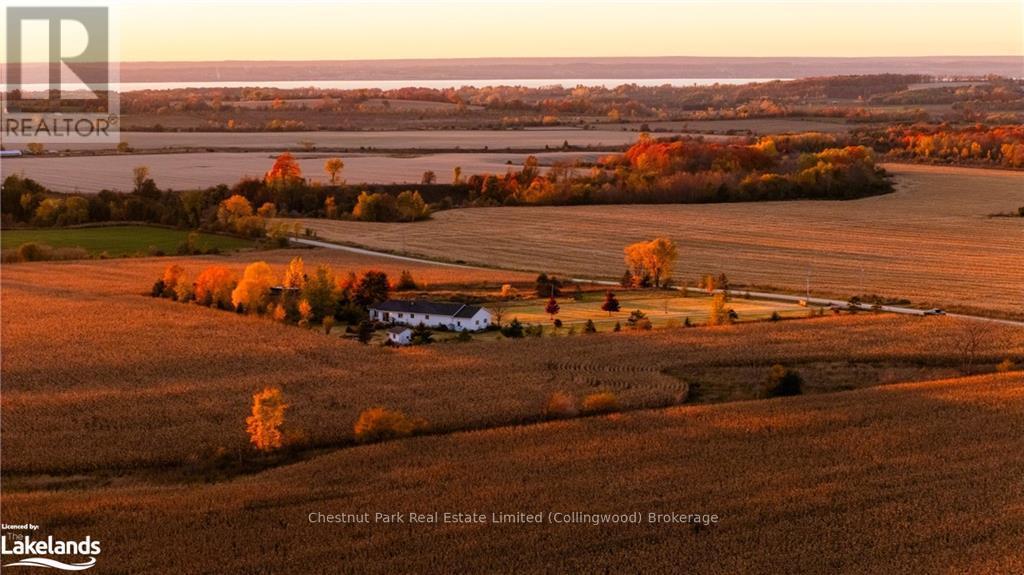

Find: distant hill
<box><xmin>101</xmin><ymin>56</ymin><xmax>1024</xmax><ymax>82</ymax></box>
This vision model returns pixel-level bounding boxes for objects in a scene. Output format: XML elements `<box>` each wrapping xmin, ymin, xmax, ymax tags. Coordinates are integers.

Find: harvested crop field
<box><xmin>4</xmin><ymin>250</ymin><xmax>1019</xmax><ymax>473</ymax></box>
<box><xmin>636</xmin><ymin>116</ymin><xmax>855</xmax><ymax>134</ymax></box>
<box><xmin>33</xmin><ymin>128</ymin><xmax>653</xmax><ymax>152</ymax></box>
<box><xmin>0</xmin><ymin>150</ymin><xmax>602</xmax><ymax>193</ymax></box>
<box><xmin>8</xmin><ymin>248</ymin><xmax>1024</xmax><ymax>472</ymax></box>
<box><xmin>4</xmin><ymin>371</ymin><xmax>1023</xmax><ymax>574</ymax></box>
<box><xmin>298</xmin><ymin>164</ymin><xmax>1024</xmax><ymax>319</ymax></box>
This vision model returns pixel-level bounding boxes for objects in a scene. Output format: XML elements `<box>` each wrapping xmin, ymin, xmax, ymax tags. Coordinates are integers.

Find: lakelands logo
<box><xmin>2</xmin><ymin>4</ymin><xmax>120</xmax><ymax>143</ymax></box>
<box><xmin>1</xmin><ymin>535</ymin><xmax>101</xmax><ymax>571</ymax></box>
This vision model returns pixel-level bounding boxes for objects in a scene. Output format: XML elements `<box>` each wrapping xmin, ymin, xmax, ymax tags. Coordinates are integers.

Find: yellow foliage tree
<box><xmin>162</xmin><ymin>264</ymin><xmax>185</xmax><ymax>291</ymax></box>
<box><xmin>231</xmin><ymin>261</ymin><xmax>277</xmax><ymax>313</ymax></box>
<box><xmin>217</xmin><ymin>195</ymin><xmax>266</xmax><ymax>237</ymax></box>
<box><xmin>246</xmin><ymin>387</ymin><xmax>288</xmax><ymax>452</ymax></box>
<box><xmin>298</xmin><ymin>299</ymin><xmax>313</xmax><ymax>323</ymax></box>
<box><xmin>708</xmin><ymin>292</ymin><xmax>728</xmax><ymax>326</ymax></box>
<box><xmin>174</xmin><ymin>271</ymin><xmax>194</xmax><ymax>302</ymax></box>
<box><xmin>353</xmin><ymin>407</ymin><xmax>422</xmax><ymax>442</ymax></box>
<box><xmin>282</xmin><ymin>256</ymin><xmax>305</xmax><ymax>290</ymax></box>
<box><xmin>324</xmin><ymin>158</ymin><xmax>345</xmax><ymax>185</ymax></box>
<box><xmin>624</xmin><ymin>237</ymin><xmax>678</xmax><ymax>288</ymax></box>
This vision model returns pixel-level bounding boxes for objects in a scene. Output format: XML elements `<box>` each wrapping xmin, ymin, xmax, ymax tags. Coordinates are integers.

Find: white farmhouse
<box><xmin>369</xmin><ymin>299</ymin><xmax>492</xmax><ymax>332</ymax></box>
<box><xmin>387</xmin><ymin>326</ymin><xmax>414</xmax><ymax>346</ymax></box>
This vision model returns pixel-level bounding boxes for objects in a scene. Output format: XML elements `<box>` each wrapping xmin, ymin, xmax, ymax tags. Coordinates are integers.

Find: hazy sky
<box><xmin>14</xmin><ymin>0</ymin><xmax>1024</xmax><ymax>61</ymax></box>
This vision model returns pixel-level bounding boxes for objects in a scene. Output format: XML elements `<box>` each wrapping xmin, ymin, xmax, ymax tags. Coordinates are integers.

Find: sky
<box><xmin>8</xmin><ymin>0</ymin><xmax>1024</xmax><ymax>62</ymax></box>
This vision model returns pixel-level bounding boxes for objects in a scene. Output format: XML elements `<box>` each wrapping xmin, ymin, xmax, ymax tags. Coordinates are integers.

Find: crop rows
<box><xmin>3</xmin><ymin>250</ymin><xmax>1020</xmax><ymax>473</ymax></box>
<box><xmin>3</xmin><ymin>372</ymin><xmax>1023</xmax><ymax>573</ymax></box>
<box><xmin>297</xmin><ymin>165</ymin><xmax>1024</xmax><ymax>319</ymax></box>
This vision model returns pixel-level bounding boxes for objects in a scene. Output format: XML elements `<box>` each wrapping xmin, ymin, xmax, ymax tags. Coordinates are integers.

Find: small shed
<box><xmin>387</xmin><ymin>326</ymin><xmax>413</xmax><ymax>346</ymax></box>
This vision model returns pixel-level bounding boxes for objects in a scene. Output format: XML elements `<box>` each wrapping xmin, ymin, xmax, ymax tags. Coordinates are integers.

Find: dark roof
<box><xmin>387</xmin><ymin>326</ymin><xmax>412</xmax><ymax>335</ymax></box>
<box><xmin>371</xmin><ymin>299</ymin><xmax>484</xmax><ymax>319</ymax></box>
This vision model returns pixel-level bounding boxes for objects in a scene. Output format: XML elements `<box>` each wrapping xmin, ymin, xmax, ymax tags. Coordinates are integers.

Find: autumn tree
<box><xmin>700</xmin><ymin>274</ymin><xmax>717</xmax><ymax>293</ymax></box>
<box><xmin>161</xmin><ymin>264</ymin><xmax>185</xmax><ymax>298</ymax></box>
<box><xmin>298</xmin><ymin>299</ymin><xmax>313</xmax><ymax>325</ymax></box>
<box><xmin>301</xmin><ymin>265</ymin><xmax>337</xmax><ymax>322</ymax></box>
<box><xmin>246</xmin><ymin>387</ymin><xmax>288</xmax><ymax>452</ymax></box>
<box><xmin>324</xmin><ymin>196</ymin><xmax>338</xmax><ymax>219</ymax></box>
<box><xmin>324</xmin><ymin>158</ymin><xmax>345</xmax><ymax>185</ymax></box>
<box><xmin>231</xmin><ymin>261</ymin><xmax>276</xmax><ymax>313</ymax></box>
<box><xmin>174</xmin><ymin>271</ymin><xmax>194</xmax><ymax>303</ymax></box>
<box><xmin>257</xmin><ymin>202</ymin><xmax>277</xmax><ymax>218</ymax></box>
<box><xmin>499</xmin><ymin>284</ymin><xmax>520</xmax><ymax>299</ymax></box>
<box><xmin>194</xmin><ymin>266</ymin><xmax>238</xmax><ymax>309</ymax></box>
<box><xmin>265</xmin><ymin>152</ymin><xmax>303</xmax><ymax>188</ymax></box>
<box><xmin>421</xmin><ymin>170</ymin><xmax>437</xmax><ymax>184</ymax></box>
<box><xmin>545</xmin><ymin>296</ymin><xmax>561</xmax><ymax>320</ymax></box>
<box><xmin>132</xmin><ymin>165</ymin><xmax>151</xmax><ymax>193</ymax></box>
<box><xmin>601</xmin><ymin>291</ymin><xmax>621</xmax><ymax>315</ymax></box>
<box><xmin>282</xmin><ymin>256</ymin><xmax>306</xmax><ymax>290</ymax></box>
<box><xmin>354</xmin><ymin>407</ymin><xmax>421</xmax><ymax>441</ymax></box>
<box><xmin>624</xmin><ymin>237</ymin><xmax>678</xmax><ymax>288</ymax></box>
<box><xmin>352</xmin><ymin>191</ymin><xmax>397</xmax><ymax>222</ymax></box>
<box><xmin>708</xmin><ymin>292</ymin><xmax>728</xmax><ymax>326</ymax></box>
<box><xmin>217</xmin><ymin>194</ymin><xmax>265</xmax><ymax>237</ymax></box>
<box><xmin>452</xmin><ymin>166</ymin><xmax>463</xmax><ymax>184</ymax></box>
<box><xmin>395</xmin><ymin>190</ymin><xmax>430</xmax><ymax>222</ymax></box>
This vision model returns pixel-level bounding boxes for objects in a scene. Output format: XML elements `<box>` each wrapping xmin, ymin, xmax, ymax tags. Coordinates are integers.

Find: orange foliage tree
<box><xmin>194</xmin><ymin>266</ymin><xmax>238</xmax><ymax>309</ymax></box>
<box><xmin>624</xmin><ymin>238</ymin><xmax>678</xmax><ymax>288</ymax></box>
<box><xmin>246</xmin><ymin>387</ymin><xmax>288</xmax><ymax>452</ymax></box>
<box><xmin>265</xmin><ymin>152</ymin><xmax>303</xmax><ymax>188</ymax></box>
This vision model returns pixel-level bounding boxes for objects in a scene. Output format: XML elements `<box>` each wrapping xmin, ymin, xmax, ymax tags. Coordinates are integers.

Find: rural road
<box><xmin>292</xmin><ymin>237</ymin><xmax>1024</xmax><ymax>328</ymax></box>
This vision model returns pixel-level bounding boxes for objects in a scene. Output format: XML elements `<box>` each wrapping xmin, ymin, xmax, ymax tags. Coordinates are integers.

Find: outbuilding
<box><xmin>387</xmin><ymin>326</ymin><xmax>414</xmax><ymax>346</ymax></box>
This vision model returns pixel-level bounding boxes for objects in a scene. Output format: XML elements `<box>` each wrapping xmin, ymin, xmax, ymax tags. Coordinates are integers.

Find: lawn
<box><xmin>492</xmin><ymin>289</ymin><xmax>807</xmax><ymax>332</ymax></box>
<box><xmin>1</xmin><ymin>225</ymin><xmax>254</xmax><ymax>257</ymax></box>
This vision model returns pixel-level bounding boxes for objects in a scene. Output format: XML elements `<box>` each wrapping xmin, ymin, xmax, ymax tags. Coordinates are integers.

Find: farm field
<box><xmin>297</xmin><ymin>164</ymin><xmax>1024</xmax><ymax>320</ymax></box>
<box><xmin>634</xmin><ymin>116</ymin><xmax>856</xmax><ymax>134</ymax></box>
<box><xmin>1</xmin><ymin>225</ymin><xmax>253</xmax><ymax>257</ymax></box>
<box><xmin>5</xmin><ymin>250</ymin><xmax>1019</xmax><ymax>474</ymax></box>
<box><xmin>0</xmin><ymin>150</ymin><xmax>603</xmax><ymax>193</ymax></box>
<box><xmin>32</xmin><ymin>128</ymin><xmax>656</xmax><ymax>152</ymax></box>
<box><xmin>4</xmin><ymin>371</ymin><xmax>1023</xmax><ymax>574</ymax></box>
<box><xmin>226</xmin><ymin>97</ymin><xmax>486</xmax><ymax>111</ymax></box>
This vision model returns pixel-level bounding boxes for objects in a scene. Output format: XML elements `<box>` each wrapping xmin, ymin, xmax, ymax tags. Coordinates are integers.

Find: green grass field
<box><xmin>1</xmin><ymin>226</ymin><xmax>253</xmax><ymax>257</ymax></box>
<box><xmin>497</xmin><ymin>290</ymin><xmax>806</xmax><ymax>331</ymax></box>
<box><xmin>419</xmin><ymin>290</ymin><xmax>809</xmax><ymax>343</ymax></box>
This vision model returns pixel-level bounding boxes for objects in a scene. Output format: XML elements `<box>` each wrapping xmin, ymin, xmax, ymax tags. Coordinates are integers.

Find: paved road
<box><xmin>293</xmin><ymin>237</ymin><xmax>1024</xmax><ymax>328</ymax></box>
